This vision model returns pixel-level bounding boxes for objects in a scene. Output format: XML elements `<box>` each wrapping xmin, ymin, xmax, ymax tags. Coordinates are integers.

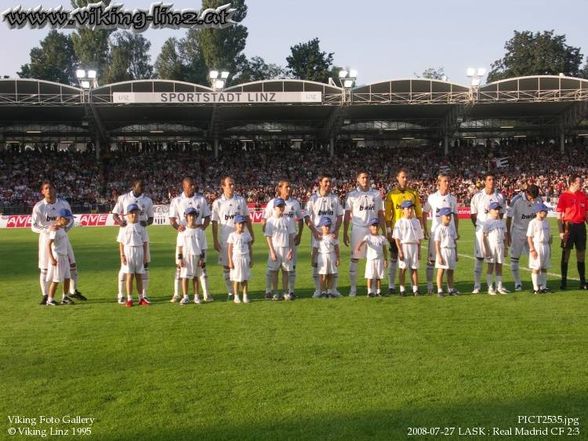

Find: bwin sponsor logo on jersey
<box><xmin>224</xmin><ymin>214</ymin><xmax>237</xmax><ymax>221</ymax></box>
<box><xmin>318</xmin><ymin>209</ymin><xmax>334</xmax><ymax>216</ymax></box>
<box><xmin>46</xmin><ymin>215</ymin><xmax>57</xmax><ymax>221</ymax></box>
<box><xmin>359</xmin><ymin>204</ymin><xmax>375</xmax><ymax>211</ymax></box>
<box><xmin>521</xmin><ymin>214</ymin><xmax>535</xmax><ymax>220</ymax></box>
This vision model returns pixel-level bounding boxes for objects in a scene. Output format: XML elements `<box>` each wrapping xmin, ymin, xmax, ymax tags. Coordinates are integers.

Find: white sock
<box><xmin>118</xmin><ymin>267</ymin><xmax>125</xmax><ymax>296</ymax></box>
<box><xmin>531</xmin><ymin>273</ymin><xmax>539</xmax><ymax>291</ymax></box>
<box><xmin>349</xmin><ymin>260</ymin><xmax>358</xmax><ymax>290</ymax></box>
<box><xmin>426</xmin><ymin>264</ymin><xmax>434</xmax><ymax>288</ymax></box>
<box><xmin>69</xmin><ymin>267</ymin><xmax>77</xmax><ymax>294</ymax></box>
<box><xmin>333</xmin><ymin>273</ymin><xmax>339</xmax><ymax>292</ymax></box>
<box><xmin>474</xmin><ymin>259</ymin><xmax>483</xmax><ymax>288</ymax></box>
<box><xmin>174</xmin><ymin>267</ymin><xmax>181</xmax><ymax>296</ymax></box>
<box><xmin>388</xmin><ymin>259</ymin><xmax>397</xmax><ymax>288</ymax></box>
<box><xmin>142</xmin><ymin>268</ymin><xmax>149</xmax><ymax>297</ymax></box>
<box><xmin>496</xmin><ymin>275</ymin><xmax>503</xmax><ymax>289</ymax></box>
<box><xmin>288</xmin><ymin>269</ymin><xmax>296</xmax><ymax>293</ymax></box>
<box><xmin>376</xmin><ymin>287</ymin><xmax>381</xmax><ymax>295</ymax></box>
<box><xmin>40</xmin><ymin>270</ymin><xmax>49</xmax><ymax>296</ymax></box>
<box><xmin>199</xmin><ymin>272</ymin><xmax>209</xmax><ymax>297</ymax></box>
<box><xmin>312</xmin><ymin>265</ymin><xmax>320</xmax><ymax>291</ymax></box>
<box><xmin>265</xmin><ymin>269</ymin><xmax>273</xmax><ymax>293</ymax></box>
<box><xmin>511</xmin><ymin>258</ymin><xmax>521</xmax><ymax>286</ymax></box>
<box><xmin>223</xmin><ymin>269</ymin><xmax>233</xmax><ymax>294</ymax></box>
<box><xmin>540</xmin><ymin>272</ymin><xmax>547</xmax><ymax>289</ymax></box>
<box><xmin>412</xmin><ymin>285</ymin><xmax>418</xmax><ymax>293</ymax></box>
<box><xmin>486</xmin><ymin>274</ymin><xmax>493</xmax><ymax>290</ymax></box>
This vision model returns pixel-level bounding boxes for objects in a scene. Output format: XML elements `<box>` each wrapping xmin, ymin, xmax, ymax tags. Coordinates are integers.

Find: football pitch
<box><xmin>1</xmin><ymin>220</ymin><xmax>586</xmax><ymax>440</ymax></box>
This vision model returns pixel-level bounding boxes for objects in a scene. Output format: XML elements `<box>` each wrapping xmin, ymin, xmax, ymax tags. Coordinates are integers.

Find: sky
<box><xmin>0</xmin><ymin>0</ymin><xmax>586</xmax><ymax>85</ymax></box>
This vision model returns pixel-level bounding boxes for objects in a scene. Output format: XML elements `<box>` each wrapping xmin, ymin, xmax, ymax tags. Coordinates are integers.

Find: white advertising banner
<box><xmin>113</xmin><ymin>91</ymin><xmax>322</xmax><ymax>104</ymax></box>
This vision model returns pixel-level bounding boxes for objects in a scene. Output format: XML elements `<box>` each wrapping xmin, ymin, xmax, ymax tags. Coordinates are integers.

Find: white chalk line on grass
<box><xmin>455</xmin><ymin>252</ymin><xmax>580</xmax><ymax>282</ymax></box>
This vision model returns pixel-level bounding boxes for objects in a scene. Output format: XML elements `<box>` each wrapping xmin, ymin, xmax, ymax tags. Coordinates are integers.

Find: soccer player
<box><xmin>169</xmin><ymin>177</ymin><xmax>212</xmax><ymax>302</ymax></box>
<box><xmin>304</xmin><ymin>174</ymin><xmax>344</xmax><ymax>297</ymax></box>
<box><xmin>313</xmin><ymin>217</ymin><xmax>340</xmax><ymax>298</ymax></box>
<box><xmin>556</xmin><ymin>175</ymin><xmax>588</xmax><ymax>290</ymax></box>
<box><xmin>264</xmin><ymin>198</ymin><xmax>296</xmax><ymax>300</ymax></box>
<box><xmin>506</xmin><ymin>184</ymin><xmax>540</xmax><ymax>291</ymax></box>
<box><xmin>354</xmin><ymin>217</ymin><xmax>389</xmax><ymax>297</ymax></box>
<box><xmin>117</xmin><ymin>204</ymin><xmax>149</xmax><ymax>307</ymax></box>
<box><xmin>212</xmin><ymin>176</ymin><xmax>254</xmax><ymax>300</ymax></box>
<box><xmin>176</xmin><ymin>208</ymin><xmax>207</xmax><ymax>305</ymax></box>
<box><xmin>112</xmin><ymin>179</ymin><xmax>154</xmax><ymax>304</ymax></box>
<box><xmin>527</xmin><ymin>203</ymin><xmax>552</xmax><ymax>294</ymax></box>
<box><xmin>31</xmin><ymin>180</ymin><xmax>86</xmax><ymax>305</ymax></box>
<box><xmin>227</xmin><ymin>215</ymin><xmax>254</xmax><ymax>304</ymax></box>
<box><xmin>392</xmin><ymin>200</ymin><xmax>424</xmax><ymax>296</ymax></box>
<box><xmin>262</xmin><ymin>179</ymin><xmax>304</xmax><ymax>299</ymax></box>
<box><xmin>482</xmin><ymin>202</ymin><xmax>508</xmax><ymax>295</ymax></box>
<box><xmin>423</xmin><ymin>173</ymin><xmax>459</xmax><ymax>294</ymax></box>
<box><xmin>470</xmin><ymin>173</ymin><xmax>505</xmax><ymax>293</ymax></box>
<box><xmin>384</xmin><ymin>169</ymin><xmax>424</xmax><ymax>294</ymax></box>
<box><xmin>344</xmin><ymin>171</ymin><xmax>386</xmax><ymax>296</ymax></box>
<box><xmin>46</xmin><ymin>209</ymin><xmax>75</xmax><ymax>306</ymax></box>
<box><xmin>434</xmin><ymin>207</ymin><xmax>459</xmax><ymax>297</ymax></box>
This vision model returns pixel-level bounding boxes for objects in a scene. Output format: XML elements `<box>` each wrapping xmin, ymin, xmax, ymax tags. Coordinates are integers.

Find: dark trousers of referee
<box><xmin>561</xmin><ymin>222</ymin><xmax>587</xmax><ymax>289</ymax></box>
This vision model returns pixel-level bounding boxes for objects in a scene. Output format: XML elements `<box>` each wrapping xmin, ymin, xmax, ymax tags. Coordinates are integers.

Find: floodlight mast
<box><xmin>466</xmin><ymin>67</ymin><xmax>486</xmax><ymax>101</ymax></box>
<box><xmin>336</xmin><ymin>68</ymin><xmax>358</xmax><ymax>104</ymax></box>
<box><xmin>209</xmin><ymin>70</ymin><xmax>230</xmax><ymax>91</ymax></box>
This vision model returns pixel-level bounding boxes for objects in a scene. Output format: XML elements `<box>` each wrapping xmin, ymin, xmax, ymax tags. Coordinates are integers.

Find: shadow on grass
<box><xmin>93</xmin><ymin>392</ymin><xmax>586</xmax><ymax>441</ymax></box>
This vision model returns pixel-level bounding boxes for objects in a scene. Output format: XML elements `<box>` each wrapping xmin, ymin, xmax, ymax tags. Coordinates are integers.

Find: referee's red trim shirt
<box><xmin>556</xmin><ymin>190</ymin><xmax>588</xmax><ymax>224</ymax></box>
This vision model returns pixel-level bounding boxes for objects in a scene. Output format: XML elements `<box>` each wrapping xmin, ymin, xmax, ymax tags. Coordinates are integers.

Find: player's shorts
<box><xmin>509</xmin><ymin>229</ymin><xmax>529</xmax><ymax>259</ymax></box>
<box><xmin>230</xmin><ymin>254</ymin><xmax>250</xmax><ymax>282</ymax></box>
<box><xmin>529</xmin><ymin>244</ymin><xmax>551</xmax><ymax>270</ymax></box>
<box><xmin>485</xmin><ymin>243</ymin><xmax>504</xmax><ymax>264</ymax></box>
<box><xmin>46</xmin><ymin>254</ymin><xmax>71</xmax><ymax>283</ymax></box>
<box><xmin>38</xmin><ymin>233</ymin><xmax>50</xmax><ymax>269</ymax></box>
<box><xmin>563</xmin><ymin>223</ymin><xmax>586</xmax><ymax>251</ymax></box>
<box><xmin>474</xmin><ymin>226</ymin><xmax>485</xmax><ymax>259</ymax></box>
<box><xmin>435</xmin><ymin>248</ymin><xmax>457</xmax><ymax>270</ymax></box>
<box><xmin>399</xmin><ymin>243</ymin><xmax>419</xmax><ymax>270</ymax></box>
<box><xmin>365</xmin><ymin>258</ymin><xmax>385</xmax><ymax>279</ymax></box>
<box><xmin>317</xmin><ymin>252</ymin><xmax>337</xmax><ymax>275</ymax></box>
<box><xmin>351</xmin><ymin>225</ymin><xmax>369</xmax><ymax>259</ymax></box>
<box><xmin>267</xmin><ymin>247</ymin><xmax>294</xmax><ymax>272</ymax></box>
<box><xmin>122</xmin><ymin>245</ymin><xmax>145</xmax><ymax>274</ymax></box>
<box><xmin>180</xmin><ymin>255</ymin><xmax>204</xmax><ymax>279</ymax></box>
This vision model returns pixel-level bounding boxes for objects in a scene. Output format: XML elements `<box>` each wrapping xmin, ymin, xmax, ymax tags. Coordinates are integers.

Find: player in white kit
<box><xmin>506</xmin><ymin>184</ymin><xmax>540</xmax><ymax>291</ymax></box>
<box><xmin>527</xmin><ymin>203</ymin><xmax>552</xmax><ymax>294</ymax></box>
<box><xmin>212</xmin><ymin>176</ymin><xmax>254</xmax><ymax>301</ymax></box>
<box><xmin>482</xmin><ymin>201</ymin><xmax>509</xmax><ymax>295</ymax></box>
<box><xmin>434</xmin><ymin>207</ymin><xmax>459</xmax><ymax>296</ymax></box>
<box><xmin>169</xmin><ymin>177</ymin><xmax>212</xmax><ymax>302</ymax></box>
<box><xmin>262</xmin><ymin>179</ymin><xmax>304</xmax><ymax>299</ymax></box>
<box><xmin>354</xmin><ymin>217</ymin><xmax>389</xmax><ymax>296</ymax></box>
<box><xmin>392</xmin><ymin>200</ymin><xmax>424</xmax><ymax>295</ymax></box>
<box><xmin>45</xmin><ymin>209</ymin><xmax>75</xmax><ymax>306</ymax></box>
<box><xmin>31</xmin><ymin>180</ymin><xmax>85</xmax><ymax>305</ymax></box>
<box><xmin>423</xmin><ymin>173</ymin><xmax>459</xmax><ymax>294</ymax></box>
<box><xmin>112</xmin><ymin>179</ymin><xmax>154</xmax><ymax>304</ymax></box>
<box><xmin>176</xmin><ymin>207</ymin><xmax>207</xmax><ymax>305</ymax></box>
<box><xmin>304</xmin><ymin>174</ymin><xmax>344</xmax><ymax>297</ymax></box>
<box><xmin>343</xmin><ymin>171</ymin><xmax>386</xmax><ymax>296</ymax></box>
<box><xmin>470</xmin><ymin>173</ymin><xmax>505</xmax><ymax>293</ymax></box>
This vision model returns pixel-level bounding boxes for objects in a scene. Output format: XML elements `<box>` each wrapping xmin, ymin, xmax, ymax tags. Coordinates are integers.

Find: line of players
<box><xmin>33</xmin><ymin>170</ymin><xmax>585</xmax><ymax>306</ymax></box>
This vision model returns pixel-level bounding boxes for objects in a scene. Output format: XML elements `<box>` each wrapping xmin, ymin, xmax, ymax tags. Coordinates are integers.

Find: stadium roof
<box><xmin>0</xmin><ymin>76</ymin><xmax>586</xmax><ymax>144</ymax></box>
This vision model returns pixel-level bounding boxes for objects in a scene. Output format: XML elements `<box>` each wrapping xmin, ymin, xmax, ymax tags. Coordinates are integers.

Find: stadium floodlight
<box><xmin>220</xmin><ymin>71</ymin><xmax>229</xmax><ymax>79</ymax></box>
<box><xmin>466</xmin><ymin>67</ymin><xmax>476</xmax><ymax>77</ymax></box>
<box><xmin>76</xmin><ymin>69</ymin><xmax>86</xmax><ymax>79</ymax></box>
<box><xmin>476</xmin><ymin>68</ymin><xmax>486</xmax><ymax>76</ymax></box>
<box><xmin>338</xmin><ymin>70</ymin><xmax>348</xmax><ymax>79</ymax></box>
<box><xmin>343</xmin><ymin>79</ymin><xmax>355</xmax><ymax>88</ymax></box>
<box><xmin>87</xmin><ymin>70</ymin><xmax>97</xmax><ymax>79</ymax></box>
<box><xmin>80</xmin><ymin>80</ymin><xmax>91</xmax><ymax>89</ymax></box>
<box><xmin>213</xmin><ymin>79</ymin><xmax>225</xmax><ymax>90</ymax></box>
<box><xmin>209</xmin><ymin>70</ymin><xmax>219</xmax><ymax>79</ymax></box>
<box><xmin>349</xmin><ymin>69</ymin><xmax>358</xmax><ymax>79</ymax></box>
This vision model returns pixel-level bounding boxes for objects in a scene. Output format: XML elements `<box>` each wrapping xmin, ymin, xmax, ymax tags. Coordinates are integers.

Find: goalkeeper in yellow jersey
<box><xmin>384</xmin><ymin>168</ymin><xmax>425</xmax><ymax>294</ymax></box>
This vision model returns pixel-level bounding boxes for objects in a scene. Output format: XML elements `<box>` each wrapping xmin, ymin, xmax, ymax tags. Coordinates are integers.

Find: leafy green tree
<box><xmin>419</xmin><ymin>67</ymin><xmax>447</xmax><ymax>80</ymax></box>
<box><xmin>286</xmin><ymin>38</ymin><xmax>334</xmax><ymax>83</ymax></box>
<box><xmin>487</xmin><ymin>30</ymin><xmax>584</xmax><ymax>82</ymax></box>
<box><xmin>155</xmin><ymin>38</ymin><xmax>185</xmax><ymax>81</ymax></box>
<box><xmin>18</xmin><ymin>31</ymin><xmax>78</xmax><ymax>84</ymax></box>
<box><xmin>197</xmin><ymin>0</ymin><xmax>248</xmax><ymax>81</ymax></box>
<box><xmin>106</xmin><ymin>32</ymin><xmax>153</xmax><ymax>83</ymax></box>
<box><xmin>236</xmin><ymin>56</ymin><xmax>287</xmax><ymax>83</ymax></box>
<box><xmin>178</xmin><ymin>30</ymin><xmax>210</xmax><ymax>85</ymax></box>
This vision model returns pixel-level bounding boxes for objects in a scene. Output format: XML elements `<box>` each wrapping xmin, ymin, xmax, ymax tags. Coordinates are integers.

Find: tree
<box><xmin>487</xmin><ymin>30</ymin><xmax>584</xmax><ymax>82</ymax></box>
<box><xmin>580</xmin><ymin>57</ymin><xmax>588</xmax><ymax>80</ymax></box>
<box><xmin>70</xmin><ymin>0</ymin><xmax>112</xmax><ymax>83</ymax></box>
<box><xmin>286</xmin><ymin>38</ymin><xmax>334</xmax><ymax>83</ymax></box>
<box><xmin>178</xmin><ymin>30</ymin><xmax>210</xmax><ymax>85</ymax></box>
<box><xmin>18</xmin><ymin>31</ymin><xmax>78</xmax><ymax>84</ymax></box>
<box><xmin>418</xmin><ymin>67</ymin><xmax>447</xmax><ymax>80</ymax></box>
<box><xmin>197</xmin><ymin>0</ymin><xmax>248</xmax><ymax>81</ymax></box>
<box><xmin>155</xmin><ymin>38</ymin><xmax>185</xmax><ymax>81</ymax></box>
<box><xmin>236</xmin><ymin>56</ymin><xmax>287</xmax><ymax>83</ymax></box>
<box><xmin>106</xmin><ymin>32</ymin><xmax>153</xmax><ymax>83</ymax></box>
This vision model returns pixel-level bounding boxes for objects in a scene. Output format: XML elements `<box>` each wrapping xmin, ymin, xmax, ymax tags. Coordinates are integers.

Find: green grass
<box><xmin>0</xmin><ymin>220</ymin><xmax>587</xmax><ymax>441</ymax></box>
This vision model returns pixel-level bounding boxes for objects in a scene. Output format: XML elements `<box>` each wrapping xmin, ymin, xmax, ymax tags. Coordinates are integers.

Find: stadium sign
<box><xmin>113</xmin><ymin>92</ymin><xmax>323</xmax><ymax>104</ymax></box>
